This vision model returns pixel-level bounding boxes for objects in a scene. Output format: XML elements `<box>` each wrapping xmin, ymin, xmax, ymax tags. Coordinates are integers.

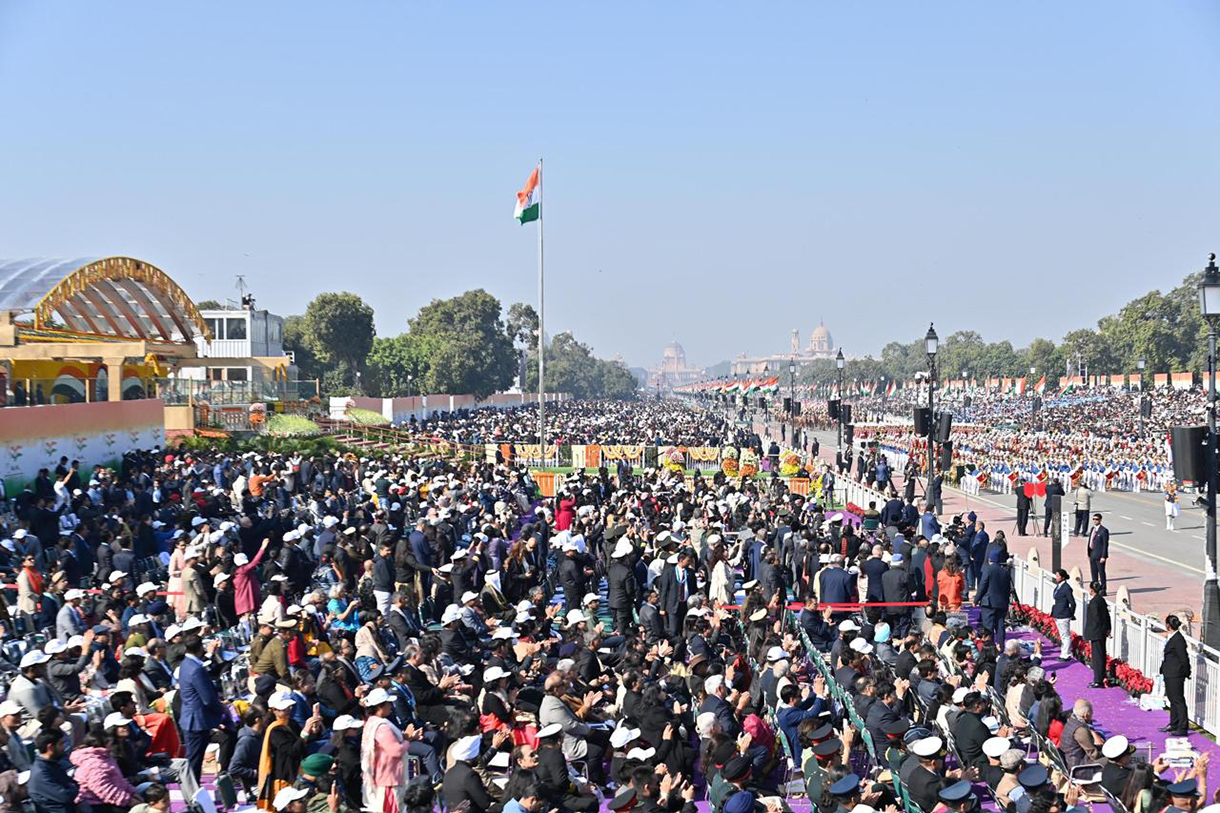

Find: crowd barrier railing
<box><xmin>1008</xmin><ymin>552</ymin><xmax>1220</xmax><ymax>738</ymax></box>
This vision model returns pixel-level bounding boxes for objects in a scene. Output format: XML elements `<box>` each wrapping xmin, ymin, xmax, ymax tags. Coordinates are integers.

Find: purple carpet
<box><xmin>1007</xmin><ymin>625</ymin><xmax>1220</xmax><ymax>797</ymax></box>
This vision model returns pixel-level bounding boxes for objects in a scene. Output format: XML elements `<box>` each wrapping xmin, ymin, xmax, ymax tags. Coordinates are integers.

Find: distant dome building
<box><xmin>730</xmin><ymin>320</ymin><xmax>839</xmax><ymax>375</ymax></box>
<box><xmin>649</xmin><ymin>340</ymin><xmax>705</xmax><ymax>392</ymax></box>
<box><xmin>809</xmin><ymin>322</ymin><xmax>833</xmax><ymax>354</ymax></box>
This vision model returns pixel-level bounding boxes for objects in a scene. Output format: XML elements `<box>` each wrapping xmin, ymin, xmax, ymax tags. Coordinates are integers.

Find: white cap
<box><xmin>362</xmin><ymin>687</ymin><xmax>393</xmax><ymax>707</ymax></box>
<box><xmin>849</xmin><ymin>638</ymin><xmax>873</xmax><ymax>654</ymax></box>
<box><xmin>67</xmin><ymin>635</ymin><xmax>85</xmax><ymax>649</ymax></box>
<box><xmin>214</xmin><ymin>573</ymin><xmax>231</xmax><ymax>586</ymax></box>
<box><xmin>460</xmin><ymin>591</ymin><xmax>480</xmax><ymax>604</ymax></box>
<box><xmin>233</xmin><ymin>553</ymin><xmax>249</xmax><ymax>566</ymax></box>
<box><xmin>182</xmin><ymin>617</ymin><xmax>204</xmax><ymax>632</ymax></box>
<box><xmin>766</xmin><ymin>645</ymin><xmax>788</xmax><ymax>663</ymax></box>
<box><xmin>136</xmin><ymin>582</ymin><xmax>157</xmax><ymax>597</ymax></box>
<box><xmin>610</xmin><ymin>725</ymin><xmax>641</xmax><ymax>748</ymax></box>
<box><xmin>839</xmin><ymin>620</ymin><xmax>859</xmax><ymax>632</ymax></box>
<box><xmin>44</xmin><ymin>640</ymin><xmax>67</xmax><ymax>655</ymax></box>
<box><xmin>322</xmin><ymin>516</ymin><xmax>339</xmax><ymax>528</ymax></box>
<box><xmin>13</xmin><ymin>530</ymin><xmax>26</xmax><ymax>539</ymax></box>
<box><xmin>183</xmin><ymin>546</ymin><xmax>201</xmax><ymax>560</ymax></box>
<box><xmin>483</xmin><ymin>666</ymin><xmax>509</xmax><ymax>683</ymax></box>
<box><xmin>0</xmin><ymin>700</ymin><xmax>24</xmax><ymax>718</ymax></box>
<box><xmin>491</xmin><ymin>627</ymin><xmax>517</xmax><ymax>640</ymax></box>
<box><xmin>64</xmin><ymin>589</ymin><xmax>86</xmax><ymax>601</ymax></box>
<box><xmin>124</xmin><ymin>646</ymin><xmax>149</xmax><ymax>658</ymax></box>
<box><xmin>103</xmin><ymin>711</ymin><xmax>132</xmax><ymax>729</ymax></box>
<box><xmin>452</xmin><ymin>548</ymin><xmax>469</xmax><ymax>560</ymax></box>
<box><xmin>190</xmin><ymin>517</ymin><xmax>206</xmax><ymax>527</ymax></box>
<box><xmin>165</xmin><ymin>624</ymin><xmax>183</xmax><ymax>639</ymax></box>
<box><xmin>107</xmin><ymin>571</ymin><xmax>127</xmax><ymax>584</ymax></box>
<box><xmin>128</xmin><ymin>614</ymin><xmax>149</xmax><ymax>626</ymax></box>
<box><xmin>983</xmin><ymin>736</ymin><xmax>1012</xmax><ymax>758</ymax></box>
<box><xmin>566</xmin><ymin>609</ymin><xmax>586</xmax><ymax>625</ymax></box>
<box><xmin>441</xmin><ymin>604</ymin><xmax>463</xmax><ymax>625</ymax></box>
<box><xmin>537</xmin><ymin>723</ymin><xmax>563</xmax><ymax>739</ymax></box>
<box><xmin>626</xmin><ymin>746</ymin><xmax>656</xmax><ymax>761</ymax></box>
<box><xmin>612</xmin><ymin>538</ymin><xmax>633</xmax><ymax>558</ymax></box>
<box><xmin>910</xmin><ymin>736</ymin><xmax>944</xmax><ymax>757</ymax></box>
<box><xmin>952</xmin><ymin>687</ymin><xmax>971</xmax><ymax>703</ymax></box>
<box><xmin>333</xmin><ymin>714</ymin><xmax>365</xmax><ymax>731</ymax></box>
<box><xmin>582</xmin><ymin>592</ymin><xmax>600</xmax><ymax>606</ymax></box>
<box><xmin>271</xmin><ymin>574</ymin><xmax>288</xmax><ymax>582</ymax></box>
<box><xmin>268</xmin><ymin>691</ymin><xmax>296</xmax><ymax>710</ymax></box>
<box><xmin>19</xmin><ymin>651</ymin><xmax>49</xmax><ymax>668</ymax></box>
<box><xmin>273</xmin><ymin>786</ymin><xmax>310</xmax><ymax>810</ymax></box>
<box><xmin>1102</xmin><ymin>735</ymin><xmax>1133</xmax><ymax>759</ymax></box>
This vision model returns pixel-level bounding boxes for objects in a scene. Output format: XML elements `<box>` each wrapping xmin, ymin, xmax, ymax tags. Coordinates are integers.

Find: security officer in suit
<box><xmin>1084</xmin><ymin>580</ymin><xmax>1111</xmax><ymax>688</ymax></box>
<box><xmin>1087</xmin><ymin>513</ymin><xmax>1110</xmax><ymax>593</ymax></box>
<box><xmin>1160</xmin><ymin>614</ymin><xmax>1191</xmax><ymax>736</ymax></box>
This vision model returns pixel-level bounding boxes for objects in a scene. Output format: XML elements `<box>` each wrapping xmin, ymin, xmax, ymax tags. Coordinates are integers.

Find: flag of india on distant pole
<box><xmin>516</xmin><ymin>162</ymin><xmax>545</xmax><ymax>452</ymax></box>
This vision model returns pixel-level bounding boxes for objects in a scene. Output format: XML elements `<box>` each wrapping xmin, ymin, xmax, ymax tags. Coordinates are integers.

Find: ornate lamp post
<box><xmin>836</xmin><ymin>348</ymin><xmax>845</xmax><ymax>452</ymax></box>
<box><xmin>925</xmin><ymin>324</ymin><xmax>939</xmax><ymax>484</ymax></box>
<box><xmin>1197</xmin><ymin>254</ymin><xmax>1220</xmax><ymax>648</ymax></box>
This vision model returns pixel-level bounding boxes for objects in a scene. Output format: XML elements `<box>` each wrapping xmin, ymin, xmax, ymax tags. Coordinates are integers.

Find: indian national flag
<box><xmin>515</xmin><ymin>167</ymin><xmax>541</xmax><ymax>224</ymax></box>
<box><xmin>1034</xmin><ymin>375</ymin><xmax>1047</xmax><ymax>394</ymax></box>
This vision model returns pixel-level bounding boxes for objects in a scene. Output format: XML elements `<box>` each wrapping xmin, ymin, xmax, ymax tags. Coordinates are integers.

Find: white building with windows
<box><xmin>178</xmin><ymin>306</ymin><xmax>295</xmax><ymax>385</ymax></box>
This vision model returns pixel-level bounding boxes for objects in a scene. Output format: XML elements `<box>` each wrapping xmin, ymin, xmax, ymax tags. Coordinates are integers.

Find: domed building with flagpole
<box><xmin>730</xmin><ymin>321</ymin><xmax>838</xmax><ymax>375</ymax></box>
<box><xmin>648</xmin><ymin>341</ymin><xmax>706</xmax><ymax>392</ymax></box>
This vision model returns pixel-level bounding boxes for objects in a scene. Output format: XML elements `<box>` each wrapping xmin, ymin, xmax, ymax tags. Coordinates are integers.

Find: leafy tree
<box><xmin>507</xmin><ymin>302</ymin><xmax>540</xmax><ymax>348</ymax></box>
<box><xmin>366</xmin><ymin>333</ymin><xmax>432</xmax><ymax>397</ymax></box>
<box><xmin>303</xmin><ymin>293</ymin><xmax>376</xmax><ymax>391</ymax></box>
<box><xmin>524</xmin><ymin>332</ymin><xmax>638</xmax><ymax>399</ymax></box>
<box><xmin>195</xmin><ymin>299</ymin><xmax>222</xmax><ymax>310</ymax></box>
<box><xmin>408</xmin><ymin>290</ymin><xmax>515</xmax><ymax>399</ymax></box>
<box><xmin>282</xmin><ymin>314</ymin><xmax>331</xmax><ymax>382</ymax></box>
<box><xmin>1025</xmin><ymin>337</ymin><xmax>1060</xmax><ymax>380</ymax></box>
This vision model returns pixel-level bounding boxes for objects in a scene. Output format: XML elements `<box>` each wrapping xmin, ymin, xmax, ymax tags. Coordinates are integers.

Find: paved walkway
<box><xmin>762</xmin><ymin>420</ymin><xmax>1205</xmax><ymax>620</ymax></box>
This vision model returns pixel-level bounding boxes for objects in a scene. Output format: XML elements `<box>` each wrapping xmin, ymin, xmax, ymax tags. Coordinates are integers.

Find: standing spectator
<box><xmin>1087</xmin><ymin>513</ymin><xmax>1109</xmax><ymax>594</ymax></box>
<box><xmin>976</xmin><ymin>549</ymin><xmax>1011</xmax><ymax>645</ymax></box>
<box><xmin>1084</xmin><ymin>581</ymin><xmax>1110</xmax><ymax>688</ymax></box>
<box><xmin>1072</xmin><ymin>483</ymin><xmax>1092</xmax><ymax>537</ymax></box>
<box><xmin>177</xmin><ymin>634</ymin><xmax>224</xmax><ymax>781</ymax></box>
<box><xmin>1050</xmin><ymin>570</ymin><xmax>1076</xmax><ymax>646</ymax></box>
<box><xmin>1160</xmin><ymin>614</ymin><xmax>1191</xmax><ymax>736</ymax></box>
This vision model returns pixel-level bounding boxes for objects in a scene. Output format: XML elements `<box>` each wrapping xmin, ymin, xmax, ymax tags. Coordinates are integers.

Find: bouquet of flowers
<box><xmin>721</xmin><ymin>447</ymin><xmax>740</xmax><ymax>476</ymax></box>
<box><xmin>663</xmin><ymin>446</ymin><xmax>686</xmax><ymax>474</ymax></box>
<box><xmin>779</xmin><ymin>452</ymin><xmax>802</xmax><ymax>476</ymax></box>
<box><xmin>739</xmin><ymin>449</ymin><xmax>759</xmax><ymax>478</ymax></box>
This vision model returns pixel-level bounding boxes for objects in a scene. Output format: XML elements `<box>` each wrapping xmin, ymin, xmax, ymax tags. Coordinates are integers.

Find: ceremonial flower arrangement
<box><xmin>663</xmin><ymin>446</ymin><xmax>686</xmax><ymax>474</ymax></box>
<box><xmin>844</xmin><ymin>502</ymin><xmax>865</xmax><ymax>518</ymax></box>
<box><xmin>739</xmin><ymin>449</ymin><xmax>759</xmax><ymax>478</ymax></box>
<box><xmin>721</xmin><ymin>447</ymin><xmax>740</xmax><ymax>475</ymax></box>
<box><xmin>779</xmin><ymin>452</ymin><xmax>802</xmax><ymax>476</ymax></box>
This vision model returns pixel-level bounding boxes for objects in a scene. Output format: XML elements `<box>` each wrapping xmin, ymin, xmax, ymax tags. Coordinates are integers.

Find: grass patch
<box><xmin>347</xmin><ymin>408</ymin><xmax>390</xmax><ymax>425</ymax></box>
<box><xmin>264</xmin><ymin>413</ymin><xmax>321</xmax><ymax>437</ymax></box>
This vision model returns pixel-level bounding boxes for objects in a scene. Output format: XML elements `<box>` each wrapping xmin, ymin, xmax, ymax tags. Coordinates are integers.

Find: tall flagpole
<box><xmin>537</xmin><ymin>158</ymin><xmax>545</xmax><ymax>456</ymax></box>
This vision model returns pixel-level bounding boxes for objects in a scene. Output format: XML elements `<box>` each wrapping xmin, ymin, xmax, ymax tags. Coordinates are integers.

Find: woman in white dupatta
<box><xmin>360</xmin><ymin>688</ymin><xmax>409</xmax><ymax>813</ymax></box>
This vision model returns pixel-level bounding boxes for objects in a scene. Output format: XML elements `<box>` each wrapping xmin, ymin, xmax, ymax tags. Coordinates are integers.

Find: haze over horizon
<box><xmin>1</xmin><ymin>2</ymin><xmax>1217</xmax><ymax>370</ymax></box>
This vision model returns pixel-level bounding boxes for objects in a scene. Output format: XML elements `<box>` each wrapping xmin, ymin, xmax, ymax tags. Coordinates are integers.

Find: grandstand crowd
<box><xmin>0</xmin><ymin>397</ymin><xmax>1210</xmax><ymax>813</ymax></box>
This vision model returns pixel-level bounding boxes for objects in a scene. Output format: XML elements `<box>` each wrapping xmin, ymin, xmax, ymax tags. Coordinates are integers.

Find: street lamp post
<box><xmin>1198</xmin><ymin>253</ymin><xmax>1220</xmax><ymax>649</ymax></box>
<box><xmin>836</xmin><ymin>348</ymin><xmax>845</xmax><ymax>453</ymax></box>
<box><xmin>925</xmin><ymin>324</ymin><xmax>939</xmax><ymax>486</ymax></box>
<box><xmin>788</xmin><ymin>359</ymin><xmax>796</xmax><ymax>443</ymax></box>
<box><xmin>1137</xmin><ymin>358</ymin><xmax>1146</xmax><ymax>435</ymax></box>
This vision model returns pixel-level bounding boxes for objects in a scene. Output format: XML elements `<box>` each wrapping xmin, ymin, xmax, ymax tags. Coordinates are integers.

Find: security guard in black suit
<box><xmin>1160</xmin><ymin>614</ymin><xmax>1191</xmax><ymax>736</ymax></box>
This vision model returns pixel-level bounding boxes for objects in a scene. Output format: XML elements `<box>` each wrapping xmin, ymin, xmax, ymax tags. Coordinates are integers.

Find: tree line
<box><xmin>277</xmin><ymin>290</ymin><xmax>636</xmax><ymax>400</ymax></box>
<box><xmin>792</xmin><ymin>269</ymin><xmax>1208</xmax><ymax>386</ymax></box>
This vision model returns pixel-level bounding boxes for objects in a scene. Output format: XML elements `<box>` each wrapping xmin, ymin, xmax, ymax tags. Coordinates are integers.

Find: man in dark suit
<box><xmin>1015</xmin><ymin>484</ymin><xmax>1031</xmax><ymax>536</ymax></box>
<box><xmin>1050</xmin><ymin>569</ymin><xmax>1076</xmax><ymax>647</ymax></box>
<box><xmin>954</xmin><ymin>693</ymin><xmax>993</xmax><ymax>769</ymax></box>
<box><xmin>1160</xmin><ymin>614</ymin><xmax>1191</xmax><ymax>735</ymax></box>
<box><xmin>1087</xmin><ymin>513</ymin><xmax>1109</xmax><ymax>593</ymax></box>
<box><xmin>178</xmin><ymin>634</ymin><xmax>224</xmax><ymax>781</ymax></box>
<box><xmin>1084</xmin><ymin>581</ymin><xmax>1111</xmax><ymax>688</ymax></box>
<box><xmin>1044</xmin><ymin>479</ymin><xmax>1065</xmax><ymax>536</ymax></box>
<box><xmin>637</xmin><ymin>588</ymin><xmax>665</xmax><ymax>643</ymax></box>
<box><xmin>819</xmin><ymin>555</ymin><xmax>857</xmax><ymax>619</ymax></box>
<box><xmin>976</xmin><ymin>549</ymin><xmax>1012</xmax><ymax>645</ymax></box>
<box><xmin>606</xmin><ymin>540</ymin><xmax>638</xmax><ymax>634</ymax></box>
<box><xmin>698</xmin><ymin>673</ymin><xmax>742</xmax><ymax>737</ymax></box>
<box><xmin>657</xmin><ymin>548</ymin><xmax>697</xmax><ymax>637</ymax></box>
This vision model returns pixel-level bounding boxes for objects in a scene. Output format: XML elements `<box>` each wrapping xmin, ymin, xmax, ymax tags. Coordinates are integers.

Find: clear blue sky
<box><xmin>1</xmin><ymin>1</ymin><xmax>1218</xmax><ymax>370</ymax></box>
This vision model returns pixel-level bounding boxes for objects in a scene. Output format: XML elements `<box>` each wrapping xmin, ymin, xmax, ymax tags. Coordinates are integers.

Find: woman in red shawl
<box><xmin>234</xmin><ymin>537</ymin><xmax>271</xmax><ymax>618</ymax></box>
